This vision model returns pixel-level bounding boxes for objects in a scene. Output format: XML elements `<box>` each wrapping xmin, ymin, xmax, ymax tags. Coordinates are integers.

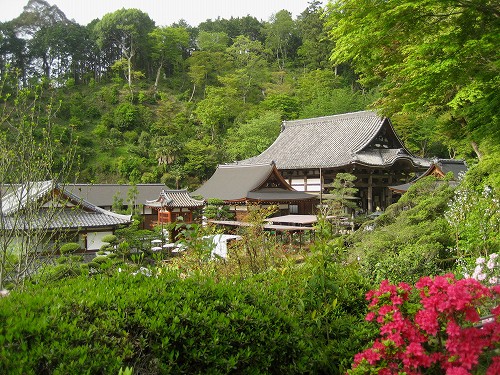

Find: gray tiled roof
<box><xmin>355</xmin><ymin>149</ymin><xmax>429</xmax><ymax>167</ymax></box>
<box><xmin>1</xmin><ymin>181</ymin><xmax>53</xmax><ymax>215</ymax></box>
<box><xmin>2</xmin><ymin>208</ymin><xmax>131</xmax><ymax>230</ymax></box>
<box><xmin>146</xmin><ymin>190</ymin><xmax>205</xmax><ymax>209</ymax></box>
<box><xmin>1</xmin><ymin>181</ymin><xmax>131</xmax><ymax>230</ymax></box>
<box><xmin>193</xmin><ymin>164</ymin><xmax>276</xmax><ymax>200</ymax></box>
<box><xmin>242</xmin><ymin>111</ymin><xmax>429</xmax><ymax>169</ymax></box>
<box><xmin>389</xmin><ymin>159</ymin><xmax>467</xmax><ymax>193</ymax></box>
<box><xmin>193</xmin><ymin>163</ymin><xmax>314</xmax><ymax>202</ymax></box>
<box><xmin>67</xmin><ymin>183</ymin><xmax>169</xmax><ymax>207</ymax></box>
<box><xmin>434</xmin><ymin>159</ymin><xmax>468</xmax><ymax>178</ymax></box>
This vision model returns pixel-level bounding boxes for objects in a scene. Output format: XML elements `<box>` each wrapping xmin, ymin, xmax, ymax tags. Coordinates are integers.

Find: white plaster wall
<box><xmin>85</xmin><ymin>231</ymin><xmax>113</xmax><ymax>251</ymax></box>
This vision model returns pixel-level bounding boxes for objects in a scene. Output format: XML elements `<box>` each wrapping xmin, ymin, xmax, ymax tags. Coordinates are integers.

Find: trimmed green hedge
<box><xmin>0</xmin><ymin>272</ymin><xmax>311</xmax><ymax>374</ymax></box>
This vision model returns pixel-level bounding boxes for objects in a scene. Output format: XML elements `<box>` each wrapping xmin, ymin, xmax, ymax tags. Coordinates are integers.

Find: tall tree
<box><xmin>0</xmin><ymin>22</ymin><xmax>27</xmax><ymax>78</ymax></box>
<box><xmin>29</xmin><ymin>22</ymin><xmax>89</xmax><ymax>81</ymax></box>
<box><xmin>224</xmin><ymin>110</ymin><xmax>282</xmax><ymax>160</ymax></box>
<box><xmin>328</xmin><ymin>0</ymin><xmax>500</xmax><ymax>158</ymax></box>
<box><xmin>297</xmin><ymin>1</ymin><xmax>333</xmax><ymax>70</ymax></box>
<box><xmin>149</xmin><ymin>26</ymin><xmax>190</xmax><ymax>90</ymax></box>
<box><xmin>222</xmin><ymin>35</ymin><xmax>269</xmax><ymax>103</ymax></box>
<box><xmin>198</xmin><ymin>16</ymin><xmax>264</xmax><ymax>42</ymax></box>
<box><xmin>263</xmin><ymin>10</ymin><xmax>300</xmax><ymax>71</ymax></box>
<box><xmin>187</xmin><ymin>32</ymin><xmax>232</xmax><ymax>100</ymax></box>
<box><xmin>93</xmin><ymin>8</ymin><xmax>155</xmax><ymax>90</ymax></box>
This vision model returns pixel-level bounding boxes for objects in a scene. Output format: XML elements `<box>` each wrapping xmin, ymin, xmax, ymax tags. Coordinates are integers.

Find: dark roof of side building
<box><xmin>389</xmin><ymin>159</ymin><xmax>468</xmax><ymax>194</ymax></box>
<box><xmin>66</xmin><ymin>183</ymin><xmax>169</xmax><ymax>207</ymax></box>
<box><xmin>241</xmin><ymin>111</ymin><xmax>429</xmax><ymax>169</ymax></box>
<box><xmin>429</xmin><ymin>159</ymin><xmax>468</xmax><ymax>179</ymax></box>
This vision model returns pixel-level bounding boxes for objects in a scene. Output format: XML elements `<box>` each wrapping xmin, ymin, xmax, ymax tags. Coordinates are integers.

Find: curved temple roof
<box><xmin>1</xmin><ymin>181</ymin><xmax>131</xmax><ymax>230</ymax></box>
<box><xmin>146</xmin><ymin>189</ymin><xmax>205</xmax><ymax>209</ymax></box>
<box><xmin>193</xmin><ymin>163</ymin><xmax>314</xmax><ymax>202</ymax></box>
<box><xmin>242</xmin><ymin>111</ymin><xmax>429</xmax><ymax>169</ymax></box>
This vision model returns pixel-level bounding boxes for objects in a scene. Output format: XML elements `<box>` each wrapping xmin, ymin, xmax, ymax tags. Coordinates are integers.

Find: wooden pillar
<box><xmin>367</xmin><ymin>173</ymin><xmax>373</xmax><ymax>213</ymax></box>
<box><xmin>387</xmin><ymin>175</ymin><xmax>393</xmax><ymax>207</ymax></box>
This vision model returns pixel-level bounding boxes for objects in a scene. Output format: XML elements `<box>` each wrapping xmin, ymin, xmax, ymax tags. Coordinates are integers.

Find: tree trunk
<box><xmin>154</xmin><ymin>62</ymin><xmax>163</xmax><ymax>92</ymax></box>
<box><xmin>189</xmin><ymin>83</ymin><xmax>196</xmax><ymax>102</ymax></box>
<box><xmin>471</xmin><ymin>141</ymin><xmax>483</xmax><ymax>160</ymax></box>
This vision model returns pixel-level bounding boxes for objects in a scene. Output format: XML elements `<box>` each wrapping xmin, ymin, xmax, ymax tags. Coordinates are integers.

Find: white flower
<box><xmin>487</xmin><ymin>260</ymin><xmax>496</xmax><ymax>270</ymax></box>
<box><xmin>476</xmin><ymin>257</ymin><xmax>486</xmax><ymax>265</ymax></box>
<box><xmin>477</xmin><ymin>273</ymin><xmax>487</xmax><ymax>281</ymax></box>
<box><xmin>472</xmin><ymin>265</ymin><xmax>483</xmax><ymax>279</ymax></box>
<box><xmin>488</xmin><ymin>277</ymin><xmax>498</xmax><ymax>285</ymax></box>
<box><xmin>489</xmin><ymin>253</ymin><xmax>498</xmax><ymax>260</ymax></box>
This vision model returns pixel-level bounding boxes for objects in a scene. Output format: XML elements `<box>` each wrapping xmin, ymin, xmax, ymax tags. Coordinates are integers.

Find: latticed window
<box><xmin>158</xmin><ymin>210</ymin><xmax>171</xmax><ymax>223</ymax></box>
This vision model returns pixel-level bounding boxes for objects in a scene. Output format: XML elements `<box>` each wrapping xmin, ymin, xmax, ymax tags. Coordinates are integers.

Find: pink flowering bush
<box><xmin>348</xmin><ymin>274</ymin><xmax>500</xmax><ymax>374</ymax></box>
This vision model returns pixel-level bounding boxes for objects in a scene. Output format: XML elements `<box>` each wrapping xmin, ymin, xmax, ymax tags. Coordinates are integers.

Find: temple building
<box><xmin>241</xmin><ymin>111</ymin><xmax>430</xmax><ymax>212</ymax></box>
<box><xmin>145</xmin><ymin>189</ymin><xmax>205</xmax><ymax>227</ymax></box>
<box><xmin>1</xmin><ymin>181</ymin><xmax>132</xmax><ymax>252</ymax></box>
<box><xmin>389</xmin><ymin>159</ymin><xmax>468</xmax><ymax>194</ymax></box>
<box><xmin>192</xmin><ymin>163</ymin><xmax>316</xmax><ymax>220</ymax></box>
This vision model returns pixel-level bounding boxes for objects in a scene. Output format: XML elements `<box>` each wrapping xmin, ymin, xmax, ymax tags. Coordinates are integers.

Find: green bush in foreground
<box><xmin>0</xmin><ymin>272</ymin><xmax>302</xmax><ymax>374</ymax></box>
<box><xmin>0</xmin><ymin>261</ymin><xmax>372</xmax><ymax>374</ymax></box>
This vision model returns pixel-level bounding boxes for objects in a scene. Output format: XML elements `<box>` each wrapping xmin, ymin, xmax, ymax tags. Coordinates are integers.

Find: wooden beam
<box><xmin>367</xmin><ymin>174</ymin><xmax>373</xmax><ymax>212</ymax></box>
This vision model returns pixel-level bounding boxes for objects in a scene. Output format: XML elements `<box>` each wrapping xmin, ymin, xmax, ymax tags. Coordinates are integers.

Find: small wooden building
<box><xmin>241</xmin><ymin>111</ymin><xmax>430</xmax><ymax>212</ymax></box>
<box><xmin>145</xmin><ymin>189</ymin><xmax>205</xmax><ymax>228</ymax></box>
<box><xmin>193</xmin><ymin>163</ymin><xmax>316</xmax><ymax>220</ymax></box>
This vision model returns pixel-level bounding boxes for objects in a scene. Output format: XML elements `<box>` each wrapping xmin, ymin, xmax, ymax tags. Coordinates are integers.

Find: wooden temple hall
<box><xmin>145</xmin><ymin>189</ymin><xmax>204</xmax><ymax>227</ymax></box>
<box><xmin>241</xmin><ymin>111</ymin><xmax>431</xmax><ymax>212</ymax></box>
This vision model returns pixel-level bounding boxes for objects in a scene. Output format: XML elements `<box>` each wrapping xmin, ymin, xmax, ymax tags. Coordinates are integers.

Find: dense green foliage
<box><xmin>328</xmin><ymin>0</ymin><xmax>500</xmax><ymax>158</ymax></box>
<box><xmin>348</xmin><ymin>177</ymin><xmax>456</xmax><ymax>284</ymax></box>
<box><xmin>0</xmin><ymin>259</ymin><xmax>373</xmax><ymax>374</ymax></box>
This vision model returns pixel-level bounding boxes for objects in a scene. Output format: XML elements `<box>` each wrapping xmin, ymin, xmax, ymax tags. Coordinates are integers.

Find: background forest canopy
<box><xmin>0</xmin><ymin>0</ymin><xmax>498</xmax><ymax>188</ymax></box>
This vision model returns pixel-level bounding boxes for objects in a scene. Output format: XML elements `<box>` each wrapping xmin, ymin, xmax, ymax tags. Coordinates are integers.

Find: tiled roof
<box><xmin>389</xmin><ymin>159</ymin><xmax>467</xmax><ymax>193</ymax></box>
<box><xmin>67</xmin><ymin>183</ymin><xmax>169</xmax><ymax>207</ymax></box>
<box><xmin>242</xmin><ymin>111</ymin><xmax>429</xmax><ymax>169</ymax></box>
<box><xmin>193</xmin><ymin>164</ymin><xmax>276</xmax><ymax>200</ymax></box>
<box><xmin>1</xmin><ymin>181</ymin><xmax>132</xmax><ymax>230</ymax></box>
<box><xmin>1</xmin><ymin>208</ymin><xmax>131</xmax><ymax>230</ymax></box>
<box><xmin>1</xmin><ymin>181</ymin><xmax>53</xmax><ymax>215</ymax></box>
<box><xmin>146</xmin><ymin>190</ymin><xmax>205</xmax><ymax>209</ymax></box>
<box><xmin>193</xmin><ymin>163</ymin><xmax>315</xmax><ymax>202</ymax></box>
<box><xmin>355</xmin><ymin>149</ymin><xmax>429</xmax><ymax>167</ymax></box>
<box><xmin>433</xmin><ymin>159</ymin><xmax>468</xmax><ymax>178</ymax></box>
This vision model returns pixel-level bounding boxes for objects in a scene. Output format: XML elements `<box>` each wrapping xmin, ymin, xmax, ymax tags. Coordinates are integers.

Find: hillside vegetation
<box><xmin>2</xmin><ymin>0</ymin><xmax>497</xmax><ymax>188</ymax></box>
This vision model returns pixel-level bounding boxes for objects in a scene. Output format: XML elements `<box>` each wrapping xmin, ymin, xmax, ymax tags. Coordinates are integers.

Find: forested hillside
<box><xmin>2</xmin><ymin>0</ymin><xmax>496</xmax><ymax>188</ymax></box>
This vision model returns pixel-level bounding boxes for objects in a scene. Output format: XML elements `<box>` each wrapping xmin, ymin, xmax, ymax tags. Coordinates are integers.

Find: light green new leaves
<box><xmin>327</xmin><ymin>0</ymin><xmax>499</xmax><ymax>156</ymax></box>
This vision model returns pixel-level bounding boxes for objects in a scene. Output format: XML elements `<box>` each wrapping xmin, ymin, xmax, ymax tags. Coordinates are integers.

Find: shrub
<box><xmin>348</xmin><ymin>177</ymin><xmax>456</xmax><ymax>284</ymax></box>
<box><xmin>59</xmin><ymin>242</ymin><xmax>81</xmax><ymax>254</ymax></box>
<box><xmin>113</xmin><ymin>103</ymin><xmax>140</xmax><ymax>131</ymax></box>
<box><xmin>0</xmin><ymin>273</ymin><xmax>313</xmax><ymax>374</ymax></box>
<box><xmin>348</xmin><ymin>275</ymin><xmax>500</xmax><ymax>374</ymax></box>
